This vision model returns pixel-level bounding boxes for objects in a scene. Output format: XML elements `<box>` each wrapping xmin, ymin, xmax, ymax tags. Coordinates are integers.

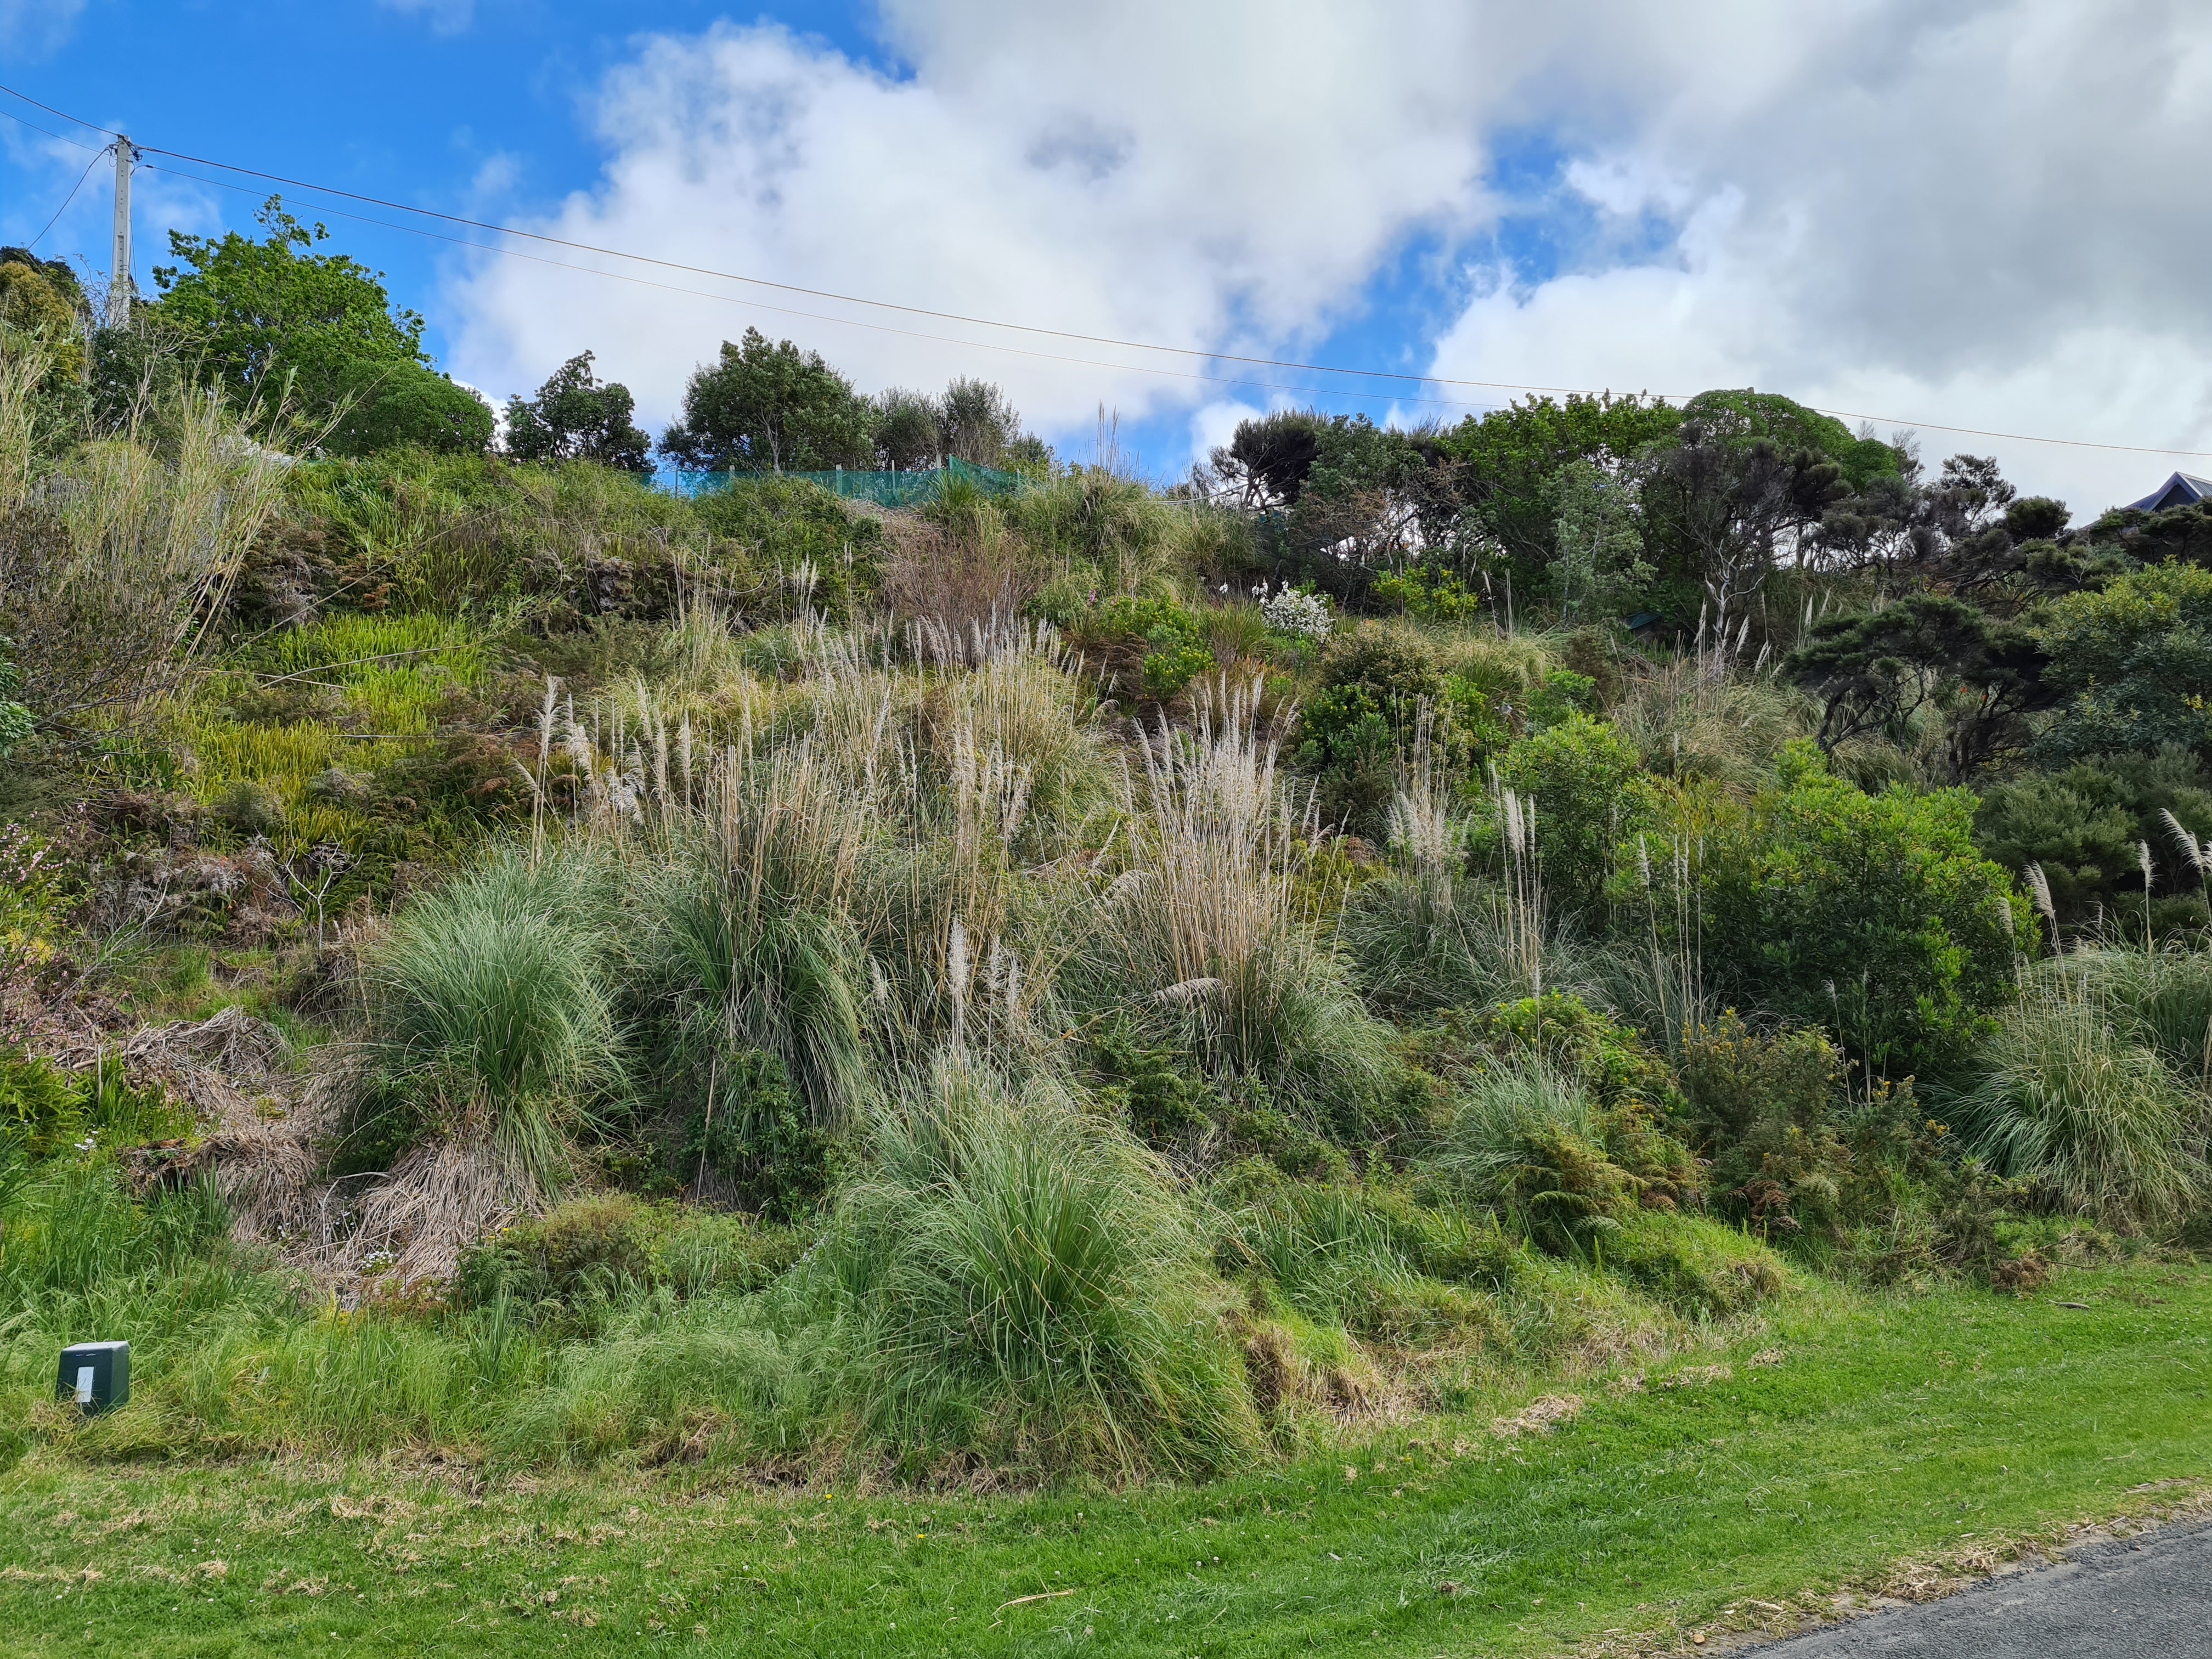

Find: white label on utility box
<box><xmin>74</xmin><ymin>1367</ymin><xmax>93</xmax><ymax>1404</ymax></box>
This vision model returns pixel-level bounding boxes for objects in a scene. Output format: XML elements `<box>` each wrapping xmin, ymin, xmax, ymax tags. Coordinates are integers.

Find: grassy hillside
<box><xmin>2</xmin><ymin>341</ymin><xmax>2210</xmax><ymax>1641</ymax></box>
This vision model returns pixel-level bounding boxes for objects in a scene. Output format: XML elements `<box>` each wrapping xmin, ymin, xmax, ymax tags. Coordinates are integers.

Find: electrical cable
<box><xmin>0</xmin><ymin>105</ymin><xmax>106</xmax><ymax>153</ymax></box>
<box><xmin>0</xmin><ymin>82</ymin><xmax>118</xmax><ymax>139</ymax></box>
<box><xmin>10</xmin><ymin>77</ymin><xmax>2212</xmax><ymax>461</ymax></box>
<box><xmin>26</xmin><ymin>142</ymin><xmax>112</xmax><ymax>250</ymax></box>
<box><xmin>136</xmin><ymin>156</ymin><xmax>1522</xmax><ymax>414</ymax></box>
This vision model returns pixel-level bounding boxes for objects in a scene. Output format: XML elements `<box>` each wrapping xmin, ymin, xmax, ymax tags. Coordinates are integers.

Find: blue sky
<box><xmin>5</xmin><ymin>2</ymin><xmax>2209</xmax><ymax>511</ymax></box>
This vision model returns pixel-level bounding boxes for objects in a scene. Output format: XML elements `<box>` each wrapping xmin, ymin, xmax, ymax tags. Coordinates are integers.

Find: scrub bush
<box><xmin>1649</xmin><ymin>744</ymin><xmax>2023</xmax><ymax>1080</ymax></box>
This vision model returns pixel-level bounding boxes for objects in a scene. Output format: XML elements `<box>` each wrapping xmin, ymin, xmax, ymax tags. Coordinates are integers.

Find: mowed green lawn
<box><xmin>2</xmin><ymin>1263</ymin><xmax>2208</xmax><ymax>1657</ymax></box>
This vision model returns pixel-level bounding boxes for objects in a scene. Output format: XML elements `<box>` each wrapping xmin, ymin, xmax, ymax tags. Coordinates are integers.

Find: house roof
<box><xmin>2124</xmin><ymin>472</ymin><xmax>2212</xmax><ymax>513</ymax></box>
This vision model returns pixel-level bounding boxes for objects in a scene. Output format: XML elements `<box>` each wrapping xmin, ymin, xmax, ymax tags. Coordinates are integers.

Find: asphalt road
<box><xmin>1752</xmin><ymin>1519</ymin><xmax>2212</xmax><ymax>1656</ymax></box>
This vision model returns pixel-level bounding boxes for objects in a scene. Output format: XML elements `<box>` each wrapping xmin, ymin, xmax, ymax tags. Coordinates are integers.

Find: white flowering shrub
<box><xmin>1260</xmin><ymin>588</ymin><xmax>1333</xmax><ymax>645</ymax></box>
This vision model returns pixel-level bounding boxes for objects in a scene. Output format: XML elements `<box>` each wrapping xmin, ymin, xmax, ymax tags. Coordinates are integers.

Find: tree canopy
<box><xmin>660</xmin><ymin>328</ymin><xmax>874</xmax><ymax>472</ymax></box>
<box><xmin>148</xmin><ymin>198</ymin><xmax>489</xmax><ymax>455</ymax></box>
<box><xmin>506</xmin><ymin>351</ymin><xmax>652</xmax><ymax>472</ymax></box>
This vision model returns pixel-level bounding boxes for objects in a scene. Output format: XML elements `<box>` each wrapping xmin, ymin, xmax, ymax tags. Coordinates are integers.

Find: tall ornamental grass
<box><xmin>1080</xmin><ymin>676</ymin><xmax>1391</xmax><ymax>1113</ymax></box>
<box><xmin>345</xmin><ymin>846</ymin><xmax>623</xmax><ymax>1188</ymax></box>
<box><xmin>816</xmin><ymin>1059</ymin><xmax>1259</xmax><ymax>1478</ymax></box>
<box><xmin>631</xmin><ymin>733</ymin><xmax>875</xmax><ymax>1128</ymax></box>
<box><xmin>1960</xmin><ymin>962</ymin><xmax>2206</xmax><ymax>1231</ymax></box>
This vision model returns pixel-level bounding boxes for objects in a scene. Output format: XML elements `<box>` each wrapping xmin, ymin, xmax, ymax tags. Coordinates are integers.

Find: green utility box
<box><xmin>58</xmin><ymin>1340</ymin><xmax>129</xmax><ymax>1413</ymax></box>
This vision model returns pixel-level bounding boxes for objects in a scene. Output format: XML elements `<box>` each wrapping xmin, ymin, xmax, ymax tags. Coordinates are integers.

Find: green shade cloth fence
<box><xmin>665</xmin><ymin>456</ymin><xmax>1025</xmax><ymax>506</ymax></box>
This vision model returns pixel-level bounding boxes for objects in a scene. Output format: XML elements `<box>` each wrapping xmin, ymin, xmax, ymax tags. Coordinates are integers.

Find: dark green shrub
<box><xmin>1224</xmin><ymin>1098</ymin><xmax>1352</xmax><ymax>1183</ymax></box>
<box><xmin>1650</xmin><ymin>744</ymin><xmax>2023</xmax><ymax>1079</ymax></box>
<box><xmin>0</xmin><ymin>636</ymin><xmax>31</xmax><ymax>759</ymax></box>
<box><xmin>1477</xmin><ymin>992</ymin><xmax>1668</xmax><ymax>1110</ymax></box>
<box><xmin>323</xmin><ymin>366</ymin><xmax>494</xmax><ymax>457</ymax></box>
<box><xmin>1679</xmin><ymin>1012</ymin><xmax>1850</xmax><ymax>1235</ymax></box>
<box><xmin>1071</xmin><ymin>596</ymin><xmax>1214</xmax><ymax>701</ymax></box>
<box><xmin>1468</xmin><ymin>996</ymin><xmax>1702</xmax><ymax>1211</ymax></box>
<box><xmin>681</xmin><ymin>1047</ymin><xmax>838</xmax><ymax>1221</ymax></box>
<box><xmin>1294</xmin><ymin>629</ymin><xmax>1446</xmax><ymax>836</ymax></box>
<box><xmin>1088</xmin><ymin>1022</ymin><xmax>1212</xmax><ymax>1146</ymax></box>
<box><xmin>1494</xmin><ymin>714</ymin><xmax>1650</xmax><ymax>915</ymax></box>
<box><xmin>1974</xmin><ymin>747</ymin><xmax>2212</xmax><ymax>934</ymax></box>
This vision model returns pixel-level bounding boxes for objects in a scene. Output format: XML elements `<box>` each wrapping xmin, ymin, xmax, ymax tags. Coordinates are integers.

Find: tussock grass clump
<box><xmin>1441</xmin><ymin>1058</ymin><xmax>1640</xmax><ymax>1253</ymax></box>
<box><xmin>1609</xmin><ymin>656</ymin><xmax>1813</xmax><ymax>786</ymax></box>
<box><xmin>1605</xmin><ymin>1210</ymin><xmax>1789</xmax><ymax>1317</ymax></box>
<box><xmin>2094</xmin><ymin>946</ymin><xmax>2212</xmax><ymax>1089</ymax></box>
<box><xmin>1960</xmin><ymin>964</ymin><xmax>2206</xmax><ymax>1231</ymax></box>
<box><xmin>818</xmin><ymin>1058</ymin><xmax>1260</xmax><ymax>1478</ymax></box>
<box><xmin>1008</xmin><ymin>466</ymin><xmax>1181</xmax><ymax>597</ymax></box>
<box><xmin>1213</xmin><ymin>1167</ymin><xmax>1513</xmax><ymax>1341</ymax></box>
<box><xmin>631</xmin><ymin>736</ymin><xmax>876</xmax><ymax>1130</ymax></box>
<box><xmin>340</xmin><ymin>845</ymin><xmax>623</xmax><ymax>1190</ymax></box>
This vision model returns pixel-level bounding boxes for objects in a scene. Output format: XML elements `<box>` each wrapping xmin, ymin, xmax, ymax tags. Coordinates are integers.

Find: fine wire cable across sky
<box><xmin>133</xmin><ymin>155</ymin><xmax>1530</xmax><ymax>417</ymax></box>
<box><xmin>7</xmin><ymin>78</ymin><xmax>2212</xmax><ymax>462</ymax></box>
<box><xmin>26</xmin><ymin>143</ymin><xmax>114</xmax><ymax>251</ymax></box>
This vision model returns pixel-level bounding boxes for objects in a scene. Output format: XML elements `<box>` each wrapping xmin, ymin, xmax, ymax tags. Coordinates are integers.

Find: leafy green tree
<box><xmin>1441</xmin><ymin>392</ymin><xmax>1683</xmax><ymax>572</ymax></box>
<box><xmin>870</xmin><ymin>386</ymin><xmax>941</xmax><ymax>469</ymax></box>
<box><xmin>148</xmin><ymin>198</ymin><xmax>488</xmax><ymax>453</ymax></box>
<box><xmin>1647</xmin><ymin>745</ymin><xmax>2023</xmax><ymax>1080</ymax></box>
<box><xmin>937</xmin><ymin>376</ymin><xmax>1023</xmax><ymax>467</ymax></box>
<box><xmin>659</xmin><ymin>328</ymin><xmax>873</xmax><ymax>472</ymax></box>
<box><xmin>1544</xmin><ymin>458</ymin><xmax>1651</xmax><ymax>621</ymax></box>
<box><xmin>1207</xmin><ymin>410</ymin><xmax>1325</xmax><ymax>509</ymax></box>
<box><xmin>1677</xmin><ymin>390</ymin><xmax>1899</xmax><ymax>492</ymax></box>
<box><xmin>2035</xmin><ymin>562</ymin><xmax>2212</xmax><ymax>760</ymax></box>
<box><xmin>1638</xmin><ymin>397</ymin><xmax>1850</xmax><ymax>626</ymax></box>
<box><xmin>318</xmin><ymin>359</ymin><xmax>494</xmax><ymax>456</ymax></box>
<box><xmin>0</xmin><ymin>249</ymin><xmax>86</xmax><ymax>382</ymax></box>
<box><xmin>2072</xmin><ymin>499</ymin><xmax>2212</xmax><ymax>571</ymax></box>
<box><xmin>1208</xmin><ymin>411</ymin><xmax>1458</xmax><ymax>597</ymax></box>
<box><xmin>505</xmin><ymin>351</ymin><xmax>652</xmax><ymax>471</ymax></box>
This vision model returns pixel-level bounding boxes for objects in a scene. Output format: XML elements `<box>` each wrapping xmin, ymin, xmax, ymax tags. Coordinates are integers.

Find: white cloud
<box><xmin>379</xmin><ymin>0</ymin><xmax>473</xmax><ymax>37</ymax></box>
<box><xmin>0</xmin><ymin>0</ymin><xmax>86</xmax><ymax>59</ymax></box>
<box><xmin>1429</xmin><ymin>1</ymin><xmax>2212</xmax><ymax>516</ymax></box>
<box><xmin>442</xmin><ymin>3</ymin><xmax>2209</xmax><ymax>511</ymax></box>
<box><xmin>1187</xmin><ymin>399</ymin><xmax>1267</xmax><ymax>475</ymax></box>
<box><xmin>445</xmin><ymin>4</ymin><xmax>1566</xmax><ymax>432</ymax></box>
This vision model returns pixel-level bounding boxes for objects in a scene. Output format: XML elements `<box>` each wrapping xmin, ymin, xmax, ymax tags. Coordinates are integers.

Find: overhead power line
<box><xmin>7</xmin><ymin>78</ymin><xmax>2212</xmax><ymax>463</ymax></box>
<box><xmin>26</xmin><ymin>142</ymin><xmax>113</xmax><ymax>250</ymax></box>
<box><xmin>0</xmin><ymin>104</ymin><xmax>106</xmax><ymax>153</ymax></box>
<box><xmin>133</xmin><ymin>155</ymin><xmax>1528</xmax><ymax>416</ymax></box>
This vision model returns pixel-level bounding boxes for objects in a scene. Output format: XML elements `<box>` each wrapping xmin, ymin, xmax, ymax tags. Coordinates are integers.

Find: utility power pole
<box><xmin>109</xmin><ymin>136</ymin><xmax>135</xmax><ymax>328</ymax></box>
